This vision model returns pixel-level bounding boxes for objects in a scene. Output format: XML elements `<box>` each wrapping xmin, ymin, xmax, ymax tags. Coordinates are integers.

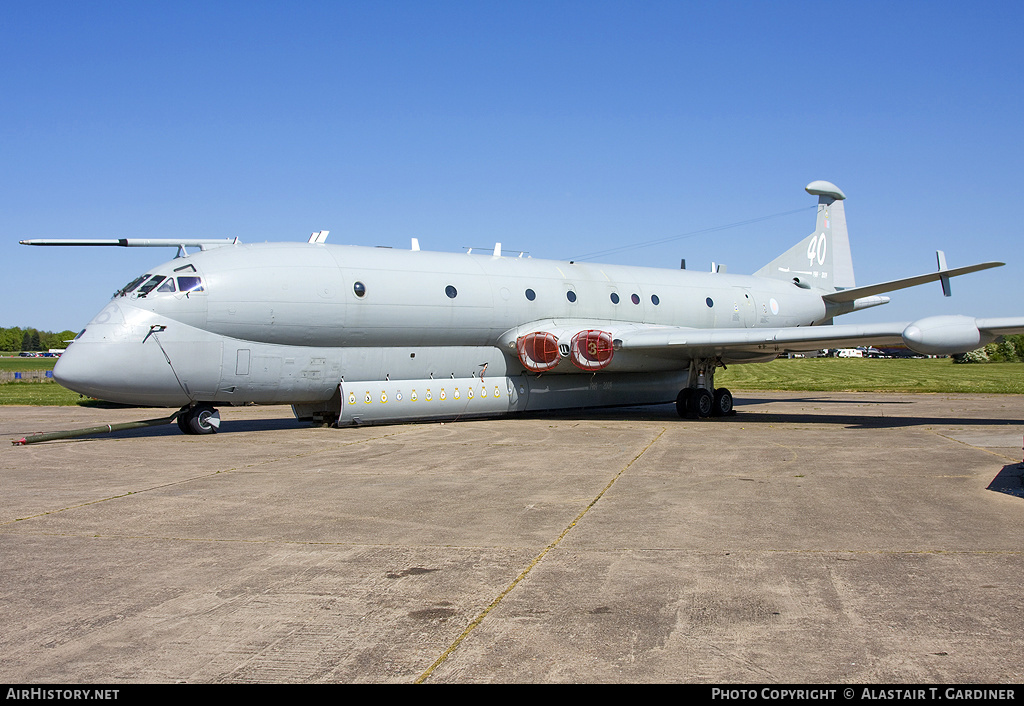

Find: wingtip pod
<box><xmin>902</xmin><ymin>315</ymin><xmax>983</xmax><ymax>355</ymax></box>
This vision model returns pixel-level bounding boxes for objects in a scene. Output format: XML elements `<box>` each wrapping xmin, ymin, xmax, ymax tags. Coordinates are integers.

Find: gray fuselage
<box><xmin>54</xmin><ymin>242</ymin><xmax>827</xmax><ymax>419</ymax></box>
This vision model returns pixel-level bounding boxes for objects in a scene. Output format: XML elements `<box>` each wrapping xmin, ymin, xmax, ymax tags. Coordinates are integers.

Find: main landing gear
<box><xmin>675</xmin><ymin>387</ymin><xmax>733</xmax><ymax>418</ymax></box>
<box><xmin>675</xmin><ymin>357</ymin><xmax>735</xmax><ymax>419</ymax></box>
<box><xmin>176</xmin><ymin>403</ymin><xmax>221</xmax><ymax>435</ymax></box>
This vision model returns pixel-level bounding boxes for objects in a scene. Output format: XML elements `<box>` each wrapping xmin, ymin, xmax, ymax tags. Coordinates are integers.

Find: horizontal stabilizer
<box><xmin>823</xmin><ymin>261</ymin><xmax>1003</xmax><ymax>303</ymax></box>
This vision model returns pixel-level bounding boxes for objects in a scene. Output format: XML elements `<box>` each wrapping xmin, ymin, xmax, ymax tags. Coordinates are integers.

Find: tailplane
<box><xmin>755</xmin><ymin>180</ymin><xmax>855</xmax><ymax>291</ymax></box>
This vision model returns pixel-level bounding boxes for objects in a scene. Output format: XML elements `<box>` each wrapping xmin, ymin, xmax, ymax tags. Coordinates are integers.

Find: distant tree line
<box><xmin>953</xmin><ymin>334</ymin><xmax>1024</xmax><ymax>364</ymax></box>
<box><xmin>0</xmin><ymin>327</ymin><xmax>78</xmax><ymax>352</ymax></box>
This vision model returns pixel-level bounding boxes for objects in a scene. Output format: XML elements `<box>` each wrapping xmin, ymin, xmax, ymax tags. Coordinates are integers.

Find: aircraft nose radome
<box><xmin>52</xmin><ymin>344</ymin><xmax>98</xmax><ymax>396</ymax></box>
<box><xmin>53</xmin><ymin>338</ymin><xmax>191</xmax><ymax>407</ymax></box>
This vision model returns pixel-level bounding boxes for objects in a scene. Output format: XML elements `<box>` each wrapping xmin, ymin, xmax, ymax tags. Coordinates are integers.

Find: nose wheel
<box><xmin>176</xmin><ymin>404</ymin><xmax>221</xmax><ymax>435</ymax></box>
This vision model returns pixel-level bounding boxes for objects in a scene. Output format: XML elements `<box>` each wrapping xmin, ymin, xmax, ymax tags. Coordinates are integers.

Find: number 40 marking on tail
<box><xmin>807</xmin><ymin>232</ymin><xmax>827</xmax><ymax>267</ymax></box>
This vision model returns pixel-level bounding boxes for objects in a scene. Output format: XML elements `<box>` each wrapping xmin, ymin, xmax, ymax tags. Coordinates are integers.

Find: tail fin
<box><xmin>754</xmin><ymin>180</ymin><xmax>855</xmax><ymax>291</ymax></box>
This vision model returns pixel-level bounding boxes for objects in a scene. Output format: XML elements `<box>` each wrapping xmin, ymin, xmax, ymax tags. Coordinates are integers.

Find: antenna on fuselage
<box><xmin>308</xmin><ymin>230</ymin><xmax>329</xmax><ymax>244</ymax></box>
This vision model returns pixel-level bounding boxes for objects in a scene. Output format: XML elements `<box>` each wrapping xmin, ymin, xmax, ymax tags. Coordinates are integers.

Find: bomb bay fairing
<box><xmin>22</xmin><ymin>181</ymin><xmax>1024</xmax><ymax>434</ymax></box>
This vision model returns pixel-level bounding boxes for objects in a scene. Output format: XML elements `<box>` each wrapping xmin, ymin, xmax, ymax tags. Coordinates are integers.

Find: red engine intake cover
<box><xmin>517</xmin><ymin>332</ymin><xmax>561</xmax><ymax>372</ymax></box>
<box><xmin>570</xmin><ymin>330</ymin><xmax>614</xmax><ymax>370</ymax></box>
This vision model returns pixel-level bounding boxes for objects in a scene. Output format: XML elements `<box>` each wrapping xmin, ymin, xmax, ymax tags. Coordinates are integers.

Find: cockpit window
<box><xmin>136</xmin><ymin>275</ymin><xmax>166</xmax><ymax>296</ymax></box>
<box><xmin>121</xmin><ymin>274</ymin><xmax>150</xmax><ymax>295</ymax></box>
<box><xmin>177</xmin><ymin>276</ymin><xmax>203</xmax><ymax>293</ymax></box>
<box><xmin>116</xmin><ymin>272</ymin><xmax>203</xmax><ymax>298</ymax></box>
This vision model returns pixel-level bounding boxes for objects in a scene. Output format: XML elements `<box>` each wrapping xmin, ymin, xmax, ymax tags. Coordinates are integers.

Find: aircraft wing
<box><xmin>613</xmin><ymin>316</ymin><xmax>1024</xmax><ymax>357</ymax></box>
<box><xmin>614</xmin><ymin>321</ymin><xmax>906</xmax><ymax>357</ymax></box>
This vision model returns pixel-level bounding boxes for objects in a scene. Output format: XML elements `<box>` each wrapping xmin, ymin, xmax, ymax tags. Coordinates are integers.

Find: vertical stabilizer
<box><xmin>755</xmin><ymin>180</ymin><xmax>856</xmax><ymax>291</ymax></box>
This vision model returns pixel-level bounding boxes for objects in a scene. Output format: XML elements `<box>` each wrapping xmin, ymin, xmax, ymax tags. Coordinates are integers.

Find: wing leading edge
<box><xmin>614</xmin><ymin>315</ymin><xmax>1024</xmax><ymax>358</ymax></box>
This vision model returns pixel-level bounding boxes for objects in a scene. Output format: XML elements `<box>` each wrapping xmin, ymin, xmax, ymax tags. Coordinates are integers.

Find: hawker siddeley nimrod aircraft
<box><xmin>21</xmin><ymin>180</ymin><xmax>1024</xmax><ymax>435</ymax></box>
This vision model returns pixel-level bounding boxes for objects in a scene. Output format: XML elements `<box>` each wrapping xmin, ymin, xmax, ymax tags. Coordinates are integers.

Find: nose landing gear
<box><xmin>176</xmin><ymin>403</ymin><xmax>221</xmax><ymax>435</ymax></box>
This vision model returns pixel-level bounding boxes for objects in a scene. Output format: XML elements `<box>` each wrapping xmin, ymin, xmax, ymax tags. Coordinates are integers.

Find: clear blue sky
<box><xmin>3</xmin><ymin>1</ymin><xmax>1022</xmax><ymax>332</ymax></box>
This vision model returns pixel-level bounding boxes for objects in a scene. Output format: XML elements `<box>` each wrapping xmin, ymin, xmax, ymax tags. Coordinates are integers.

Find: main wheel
<box><xmin>712</xmin><ymin>388</ymin><xmax>734</xmax><ymax>417</ymax></box>
<box><xmin>688</xmin><ymin>388</ymin><xmax>714</xmax><ymax>418</ymax></box>
<box><xmin>675</xmin><ymin>388</ymin><xmax>693</xmax><ymax>418</ymax></box>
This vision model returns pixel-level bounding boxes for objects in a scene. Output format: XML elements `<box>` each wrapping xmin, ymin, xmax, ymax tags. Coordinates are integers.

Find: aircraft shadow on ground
<box><xmin>24</xmin><ymin>416</ymin><xmax>309</xmax><ymax>443</ymax></box>
<box><xmin>524</xmin><ymin>400</ymin><xmax>1021</xmax><ymax>430</ymax></box>
<box><xmin>988</xmin><ymin>464</ymin><xmax>1024</xmax><ymax>499</ymax></box>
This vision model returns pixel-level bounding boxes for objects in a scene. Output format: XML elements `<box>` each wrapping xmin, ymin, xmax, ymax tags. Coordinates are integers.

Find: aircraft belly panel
<box><xmin>524</xmin><ymin>371</ymin><xmax>685</xmax><ymax>410</ymax></box>
<box><xmin>337</xmin><ymin>375</ymin><xmax>527</xmax><ymax>425</ymax></box>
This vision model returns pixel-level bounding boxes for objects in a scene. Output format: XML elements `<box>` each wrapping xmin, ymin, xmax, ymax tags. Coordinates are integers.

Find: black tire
<box><xmin>182</xmin><ymin>405</ymin><xmax>220</xmax><ymax>435</ymax></box>
<box><xmin>675</xmin><ymin>388</ymin><xmax>693</xmax><ymax>418</ymax></box>
<box><xmin>713</xmin><ymin>388</ymin><xmax>734</xmax><ymax>417</ymax></box>
<box><xmin>177</xmin><ymin>412</ymin><xmax>194</xmax><ymax>435</ymax></box>
<box><xmin>688</xmin><ymin>388</ymin><xmax>713</xmax><ymax>418</ymax></box>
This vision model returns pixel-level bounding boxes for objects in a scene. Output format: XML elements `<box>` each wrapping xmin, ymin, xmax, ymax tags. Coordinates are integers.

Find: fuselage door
<box><xmin>738</xmin><ymin>288</ymin><xmax>757</xmax><ymax>328</ymax></box>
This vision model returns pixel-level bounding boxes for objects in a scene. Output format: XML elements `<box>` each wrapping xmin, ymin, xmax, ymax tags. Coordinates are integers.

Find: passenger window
<box><xmin>610</xmin><ymin>292</ymin><xmax>620</xmax><ymax>304</ymax></box>
<box><xmin>177</xmin><ymin>276</ymin><xmax>204</xmax><ymax>293</ymax></box>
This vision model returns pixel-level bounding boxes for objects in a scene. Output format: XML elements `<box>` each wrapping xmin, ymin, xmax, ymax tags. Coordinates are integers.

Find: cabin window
<box><xmin>651</xmin><ymin>295</ymin><xmax>660</xmax><ymax>305</ymax></box>
<box><xmin>353</xmin><ymin>281</ymin><xmax>366</xmax><ymax>298</ymax></box>
<box><xmin>566</xmin><ymin>290</ymin><xmax>577</xmax><ymax>303</ymax></box>
<box><xmin>610</xmin><ymin>293</ymin><xmax>619</xmax><ymax>304</ymax></box>
<box><xmin>525</xmin><ymin>288</ymin><xmax>536</xmax><ymax>301</ymax></box>
<box><xmin>706</xmin><ymin>297</ymin><xmax>714</xmax><ymax>308</ymax></box>
<box><xmin>631</xmin><ymin>293</ymin><xmax>640</xmax><ymax>305</ymax></box>
<box><xmin>178</xmin><ymin>276</ymin><xmax>203</xmax><ymax>293</ymax></box>
<box><xmin>445</xmin><ymin>285</ymin><xmax>458</xmax><ymax>299</ymax></box>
